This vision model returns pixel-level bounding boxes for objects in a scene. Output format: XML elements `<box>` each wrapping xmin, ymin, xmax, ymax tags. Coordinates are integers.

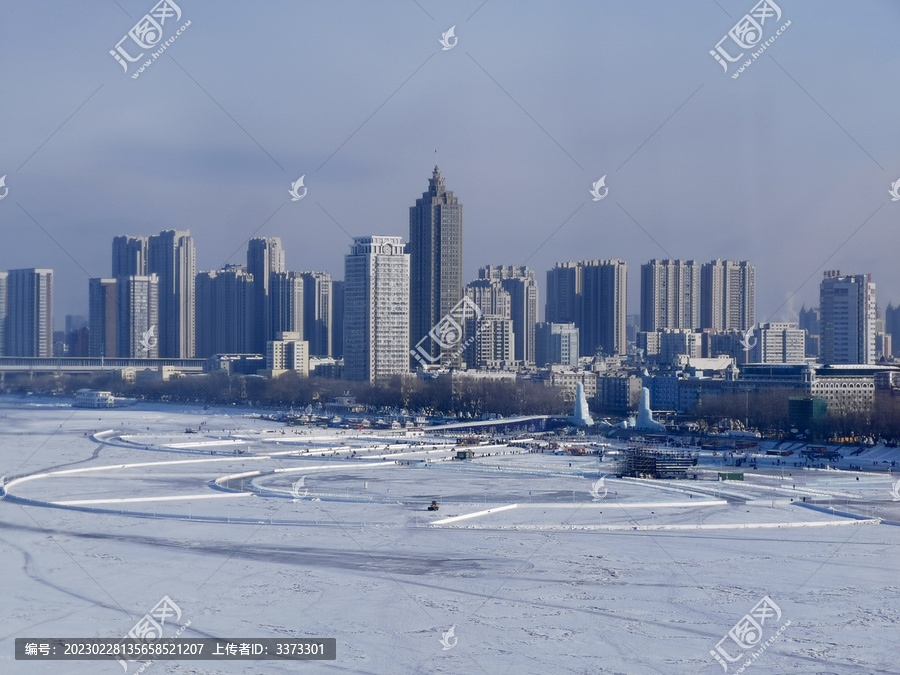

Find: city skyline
<box><xmin>2</xmin><ymin>159</ymin><xmax>897</xmax><ymax>332</ymax></box>
<box><xmin>1</xmin><ymin>236</ymin><xmax>893</xmax><ymax>367</ymax></box>
<box><xmin>2</xmin><ymin>250</ymin><xmax>892</xmax><ymax>369</ymax></box>
<box><xmin>5</xmin><ymin>166</ymin><xmax>856</xmax><ymax>345</ymax></box>
<box><xmin>9</xmin><ymin>187</ymin><xmax>900</xmax><ymax>331</ymax></box>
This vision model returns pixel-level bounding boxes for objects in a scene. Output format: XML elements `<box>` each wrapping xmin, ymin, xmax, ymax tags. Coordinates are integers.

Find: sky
<box><xmin>1</xmin><ymin>0</ymin><xmax>898</xmax><ymax>328</ymax></box>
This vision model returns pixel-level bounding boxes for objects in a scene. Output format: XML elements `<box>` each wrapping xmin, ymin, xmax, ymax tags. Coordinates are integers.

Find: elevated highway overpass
<box><xmin>0</xmin><ymin>357</ymin><xmax>207</xmax><ymax>378</ymax></box>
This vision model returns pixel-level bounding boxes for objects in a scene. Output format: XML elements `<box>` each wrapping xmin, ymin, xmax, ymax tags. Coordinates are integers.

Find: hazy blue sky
<box><xmin>1</xmin><ymin>0</ymin><xmax>898</xmax><ymax>327</ymax></box>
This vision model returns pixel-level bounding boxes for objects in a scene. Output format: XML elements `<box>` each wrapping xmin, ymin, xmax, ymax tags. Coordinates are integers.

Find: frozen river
<box><xmin>0</xmin><ymin>396</ymin><xmax>897</xmax><ymax>674</ymax></box>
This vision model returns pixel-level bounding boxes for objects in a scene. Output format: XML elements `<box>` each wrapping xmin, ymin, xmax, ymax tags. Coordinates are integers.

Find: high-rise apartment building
<box><xmin>580</xmin><ymin>259</ymin><xmax>628</xmax><ymax>357</ymax></box>
<box><xmin>819</xmin><ymin>271</ymin><xmax>876</xmax><ymax>365</ymax></box>
<box><xmin>6</xmin><ymin>268</ymin><xmax>53</xmax><ymax>357</ymax></box>
<box><xmin>464</xmin><ymin>279</ymin><xmax>514</xmax><ymax>369</ymax></box>
<box><xmin>148</xmin><ymin>230</ymin><xmax>195</xmax><ymax>358</ymax></box>
<box><xmin>478</xmin><ymin>265</ymin><xmax>538</xmax><ymax>364</ymax></box>
<box><xmin>112</xmin><ymin>235</ymin><xmax>149</xmax><ymax>277</ymax></box>
<box><xmin>268</xmin><ymin>271</ymin><xmax>304</xmax><ymax>343</ymax></box>
<box><xmin>700</xmin><ymin>260</ymin><xmax>755</xmax><ymax>331</ymax></box>
<box><xmin>546</xmin><ymin>260</ymin><xmax>627</xmax><ymax>357</ymax></box>
<box><xmin>545</xmin><ymin>262</ymin><xmax>581</xmax><ymax>325</ymax></box>
<box><xmin>247</xmin><ymin>237</ymin><xmax>285</xmax><ymax>354</ymax></box>
<box><xmin>465</xmin><ymin>317</ymin><xmax>514</xmax><ymax>368</ymax></box>
<box><xmin>409</xmin><ymin>166</ymin><xmax>463</xmax><ymax>364</ymax></box>
<box><xmin>640</xmin><ymin>259</ymin><xmax>701</xmax><ymax>331</ymax></box>
<box><xmin>116</xmin><ymin>275</ymin><xmax>159</xmax><ymax>358</ymax></box>
<box><xmin>88</xmin><ymin>278</ymin><xmax>117</xmax><ymax>357</ymax></box>
<box><xmin>331</xmin><ymin>280</ymin><xmax>344</xmax><ymax>360</ymax></box>
<box><xmin>465</xmin><ymin>279</ymin><xmax>511</xmax><ymax>319</ymax></box>
<box><xmin>300</xmin><ymin>271</ymin><xmax>332</xmax><ymax>357</ymax></box>
<box><xmin>195</xmin><ymin>265</ymin><xmax>254</xmax><ymax>357</ymax></box>
<box><xmin>344</xmin><ymin>236</ymin><xmax>410</xmax><ymax>382</ymax></box>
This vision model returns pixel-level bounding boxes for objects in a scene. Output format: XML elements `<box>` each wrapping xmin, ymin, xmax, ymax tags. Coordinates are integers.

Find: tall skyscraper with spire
<box><xmin>409</xmin><ymin>166</ymin><xmax>463</xmax><ymax>364</ymax></box>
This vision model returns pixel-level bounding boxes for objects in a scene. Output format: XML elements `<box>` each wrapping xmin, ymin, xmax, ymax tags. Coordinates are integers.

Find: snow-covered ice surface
<box><xmin>1</xmin><ymin>395</ymin><xmax>898</xmax><ymax>674</ymax></box>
